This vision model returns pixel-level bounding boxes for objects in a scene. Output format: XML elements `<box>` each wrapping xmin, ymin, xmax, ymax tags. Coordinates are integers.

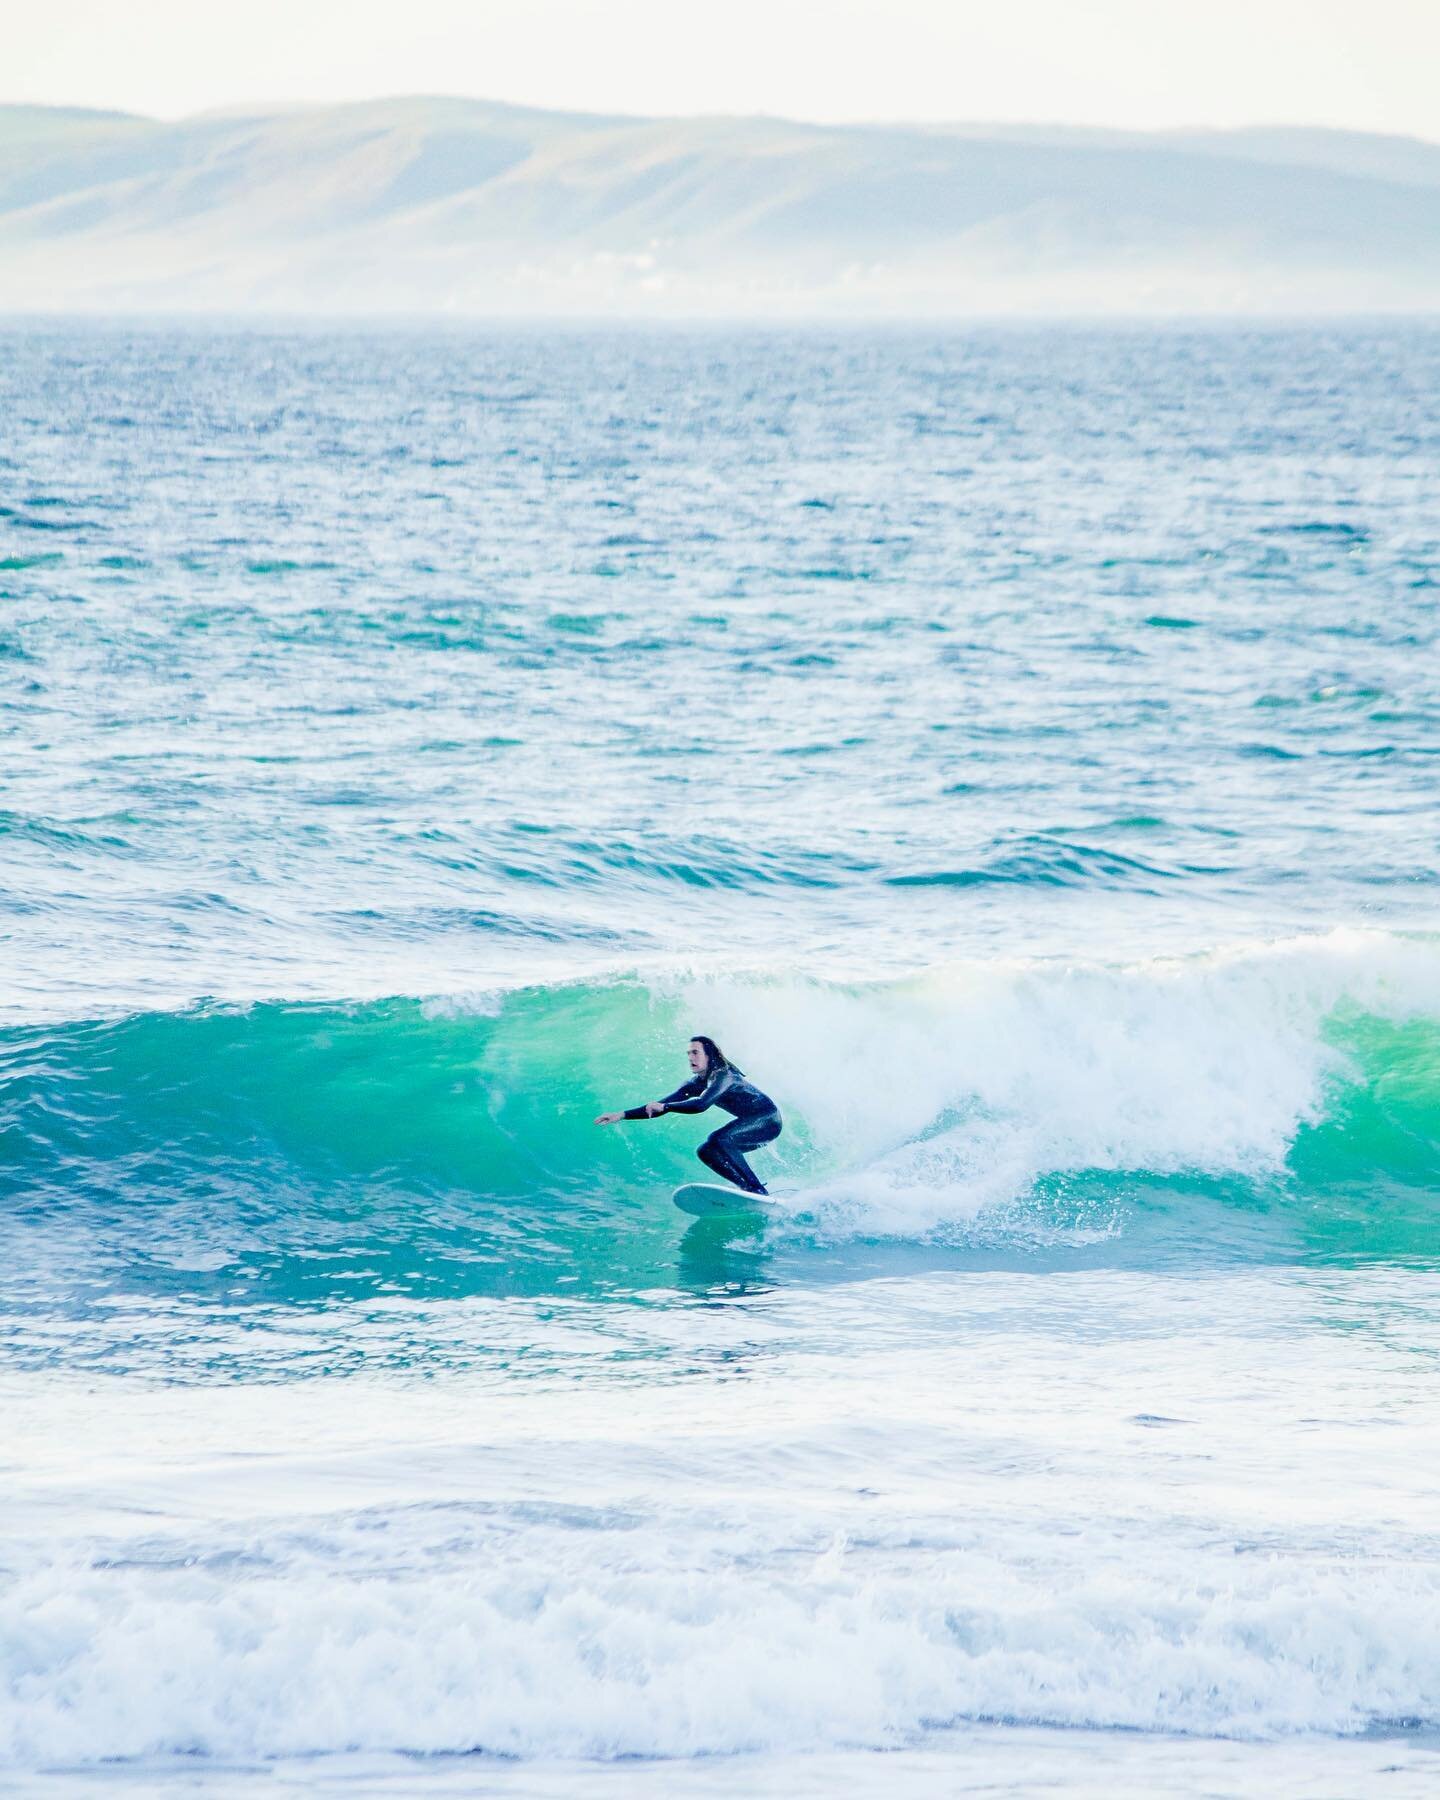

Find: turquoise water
<box><xmin>4</xmin><ymin>324</ymin><xmax>1440</xmax><ymax>1791</ymax></box>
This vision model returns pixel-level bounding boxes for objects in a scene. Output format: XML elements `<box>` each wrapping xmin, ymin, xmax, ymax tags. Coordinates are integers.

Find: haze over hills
<box><xmin>3</xmin><ymin>96</ymin><xmax>1440</xmax><ymax>315</ymax></box>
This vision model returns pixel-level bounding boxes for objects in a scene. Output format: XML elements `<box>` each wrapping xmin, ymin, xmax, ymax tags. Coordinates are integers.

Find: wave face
<box><xmin>5</xmin><ymin>931</ymin><xmax>1438</xmax><ymax>1309</ymax></box>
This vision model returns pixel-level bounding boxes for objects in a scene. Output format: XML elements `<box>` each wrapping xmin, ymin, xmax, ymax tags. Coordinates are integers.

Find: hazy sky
<box><xmin>9</xmin><ymin>0</ymin><xmax>1440</xmax><ymax>139</ymax></box>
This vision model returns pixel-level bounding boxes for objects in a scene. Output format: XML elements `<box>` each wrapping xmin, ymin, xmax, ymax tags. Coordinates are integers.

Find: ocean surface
<box><xmin>3</xmin><ymin>321</ymin><xmax>1440</xmax><ymax>1795</ymax></box>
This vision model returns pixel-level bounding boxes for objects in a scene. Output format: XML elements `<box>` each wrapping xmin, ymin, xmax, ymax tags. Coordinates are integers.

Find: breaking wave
<box><xmin>3</xmin><ymin>929</ymin><xmax>1438</xmax><ymax>1298</ymax></box>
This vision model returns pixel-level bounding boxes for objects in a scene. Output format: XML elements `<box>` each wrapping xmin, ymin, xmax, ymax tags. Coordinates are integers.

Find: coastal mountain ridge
<box><xmin>3</xmin><ymin>97</ymin><xmax>1439</xmax><ymax>315</ymax></box>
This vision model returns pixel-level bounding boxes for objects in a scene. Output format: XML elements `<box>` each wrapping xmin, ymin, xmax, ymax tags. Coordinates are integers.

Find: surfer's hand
<box><xmin>644</xmin><ymin>1101</ymin><xmax>665</xmax><ymax>1116</ymax></box>
<box><xmin>594</xmin><ymin>1112</ymin><xmax>623</xmax><ymax>1125</ymax></box>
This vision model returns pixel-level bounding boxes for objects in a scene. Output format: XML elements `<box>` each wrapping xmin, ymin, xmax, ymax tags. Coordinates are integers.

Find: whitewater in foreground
<box><xmin>3</xmin><ymin>322</ymin><xmax>1439</xmax><ymax>1794</ymax></box>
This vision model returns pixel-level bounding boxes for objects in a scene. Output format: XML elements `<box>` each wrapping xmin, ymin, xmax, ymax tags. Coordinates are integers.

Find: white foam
<box><xmin>4</xmin><ymin>1538</ymin><xmax>1438</xmax><ymax>1763</ymax></box>
<box><xmin>677</xmin><ymin>930</ymin><xmax>1440</xmax><ymax>1233</ymax></box>
<box><xmin>7</xmin><ymin>1254</ymin><xmax>1440</xmax><ymax>1770</ymax></box>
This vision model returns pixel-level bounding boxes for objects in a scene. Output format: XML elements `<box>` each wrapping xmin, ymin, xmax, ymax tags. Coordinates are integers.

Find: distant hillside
<box><xmin>2</xmin><ymin>98</ymin><xmax>1439</xmax><ymax>315</ymax></box>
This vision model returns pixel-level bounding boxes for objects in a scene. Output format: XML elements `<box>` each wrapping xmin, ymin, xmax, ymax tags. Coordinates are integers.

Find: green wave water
<box><xmin>6</xmin><ymin>939</ymin><xmax>1438</xmax><ymax>1315</ymax></box>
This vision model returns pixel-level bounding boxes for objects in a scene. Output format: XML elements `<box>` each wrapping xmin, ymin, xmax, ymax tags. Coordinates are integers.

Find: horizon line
<box><xmin>6</xmin><ymin>93</ymin><xmax>1440</xmax><ymax>152</ymax></box>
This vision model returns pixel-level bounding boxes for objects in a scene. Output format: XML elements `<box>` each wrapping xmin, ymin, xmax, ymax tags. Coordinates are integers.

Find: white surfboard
<box><xmin>672</xmin><ymin>1182</ymin><xmax>775</xmax><ymax>1218</ymax></box>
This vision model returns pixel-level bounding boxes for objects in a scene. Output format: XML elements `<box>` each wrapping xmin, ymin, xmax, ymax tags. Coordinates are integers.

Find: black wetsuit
<box><xmin>624</xmin><ymin>1065</ymin><xmax>782</xmax><ymax>1194</ymax></box>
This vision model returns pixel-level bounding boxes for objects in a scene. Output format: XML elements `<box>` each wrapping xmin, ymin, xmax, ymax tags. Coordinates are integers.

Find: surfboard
<box><xmin>672</xmin><ymin>1182</ymin><xmax>774</xmax><ymax>1218</ymax></box>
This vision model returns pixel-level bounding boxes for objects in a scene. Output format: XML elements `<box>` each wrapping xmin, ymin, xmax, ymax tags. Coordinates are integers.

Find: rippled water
<box><xmin>5</xmin><ymin>323</ymin><xmax>1438</xmax><ymax>1012</ymax></box>
<box><xmin>3</xmin><ymin>323</ymin><xmax>1440</xmax><ymax>1792</ymax></box>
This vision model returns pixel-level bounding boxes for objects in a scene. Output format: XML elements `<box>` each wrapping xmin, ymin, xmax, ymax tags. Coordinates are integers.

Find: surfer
<box><xmin>595</xmin><ymin>1035</ymin><xmax>782</xmax><ymax>1194</ymax></box>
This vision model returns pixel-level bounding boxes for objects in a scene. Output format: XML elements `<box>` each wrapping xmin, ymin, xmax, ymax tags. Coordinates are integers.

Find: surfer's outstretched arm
<box><xmin>594</xmin><ymin>1086</ymin><xmax>689</xmax><ymax>1125</ymax></box>
<box><xmin>595</xmin><ymin>1072</ymin><xmax>715</xmax><ymax>1126</ymax></box>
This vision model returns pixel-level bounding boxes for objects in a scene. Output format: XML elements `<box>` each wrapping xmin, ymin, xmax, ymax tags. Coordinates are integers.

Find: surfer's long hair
<box><xmin>689</xmin><ymin>1035</ymin><xmax>737</xmax><ymax>1075</ymax></box>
